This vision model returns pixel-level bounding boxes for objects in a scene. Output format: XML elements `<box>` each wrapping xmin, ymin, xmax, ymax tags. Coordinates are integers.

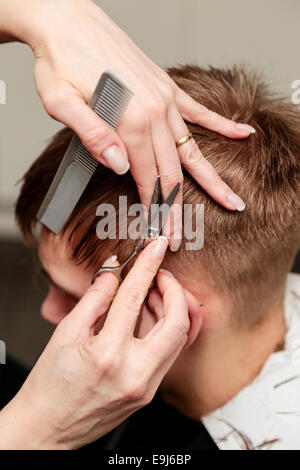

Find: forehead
<box><xmin>38</xmin><ymin>227</ymin><xmax>93</xmax><ymax>299</ymax></box>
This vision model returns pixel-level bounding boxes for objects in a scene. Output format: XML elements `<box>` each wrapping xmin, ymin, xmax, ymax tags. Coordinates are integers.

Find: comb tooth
<box><xmin>101</xmin><ymin>87</ymin><xmax>122</xmax><ymax>104</ymax></box>
<box><xmin>105</xmin><ymin>81</ymin><xmax>124</xmax><ymax>95</ymax></box>
<box><xmin>98</xmin><ymin>98</ymin><xmax>123</xmax><ymax>120</ymax></box>
<box><xmin>104</xmin><ymin>85</ymin><xmax>130</xmax><ymax>100</ymax></box>
<box><xmin>104</xmin><ymin>87</ymin><xmax>128</xmax><ymax>103</ymax></box>
<box><xmin>102</xmin><ymin>78</ymin><xmax>131</xmax><ymax>102</ymax></box>
<box><xmin>106</xmin><ymin>77</ymin><xmax>128</xmax><ymax>94</ymax></box>
<box><xmin>95</xmin><ymin>99</ymin><xmax>123</xmax><ymax>128</ymax></box>
<box><xmin>96</xmin><ymin>97</ymin><xmax>121</xmax><ymax>115</ymax></box>
<box><xmin>97</xmin><ymin>95</ymin><xmax>119</xmax><ymax>111</ymax></box>
<box><xmin>74</xmin><ymin>144</ymin><xmax>98</xmax><ymax>174</ymax></box>
<box><xmin>94</xmin><ymin>78</ymin><xmax>132</xmax><ymax>129</ymax></box>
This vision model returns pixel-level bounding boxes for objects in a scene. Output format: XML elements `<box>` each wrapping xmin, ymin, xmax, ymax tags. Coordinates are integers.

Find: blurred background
<box><xmin>0</xmin><ymin>0</ymin><xmax>299</xmax><ymax>368</ymax></box>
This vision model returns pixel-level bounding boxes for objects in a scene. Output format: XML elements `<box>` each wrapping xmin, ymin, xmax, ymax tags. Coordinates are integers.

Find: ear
<box><xmin>183</xmin><ymin>288</ymin><xmax>203</xmax><ymax>347</ymax></box>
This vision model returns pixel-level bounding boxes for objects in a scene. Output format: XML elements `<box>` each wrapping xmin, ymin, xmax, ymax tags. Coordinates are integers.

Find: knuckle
<box><xmin>162</xmin><ymin>170</ymin><xmax>183</xmax><ymax>193</ymax></box>
<box><xmin>197</xmin><ymin>103</ymin><xmax>209</xmax><ymax>117</ymax></box>
<box><xmin>77</xmin><ymin>341</ymin><xmax>104</xmax><ymax>373</ymax></box>
<box><xmin>176</xmin><ymin>317</ymin><xmax>190</xmax><ymax>337</ymax></box>
<box><xmin>82</xmin><ymin>126</ymin><xmax>110</xmax><ymax>151</ymax></box>
<box><xmin>93</xmin><ymin>339</ymin><xmax>120</xmax><ymax>371</ymax></box>
<box><xmin>43</xmin><ymin>87</ymin><xmax>70</xmax><ymax>115</ymax></box>
<box><xmin>126</xmin><ymin>107</ymin><xmax>150</xmax><ymax>136</ymax></box>
<box><xmin>211</xmin><ymin>174</ymin><xmax>223</xmax><ymax>188</ymax></box>
<box><xmin>122</xmin><ymin>379</ymin><xmax>148</xmax><ymax>402</ymax></box>
<box><xmin>136</xmin><ymin>174</ymin><xmax>157</xmax><ymax>194</ymax></box>
<box><xmin>42</xmin><ymin>92</ymin><xmax>58</xmax><ymax>116</ymax></box>
<box><xmin>143</xmin><ymin>388</ymin><xmax>155</xmax><ymax>405</ymax></box>
<box><xmin>99</xmin><ymin>350</ymin><xmax>121</xmax><ymax>373</ymax></box>
<box><xmin>121</xmin><ymin>286</ymin><xmax>146</xmax><ymax>309</ymax></box>
<box><xmin>217</xmin><ymin>114</ymin><xmax>227</xmax><ymax>125</ymax></box>
<box><xmin>77</xmin><ymin>338</ymin><xmax>122</xmax><ymax>375</ymax></box>
<box><xmin>207</xmin><ymin>112</ymin><xmax>225</xmax><ymax>132</ymax></box>
<box><xmin>157</xmin><ymin>81</ymin><xmax>174</xmax><ymax>105</ymax></box>
<box><xmin>140</xmin><ymin>261</ymin><xmax>158</xmax><ymax>278</ymax></box>
<box><xmin>148</xmin><ymin>97</ymin><xmax>167</xmax><ymax>120</ymax></box>
<box><xmin>179</xmin><ymin>332</ymin><xmax>189</xmax><ymax>349</ymax></box>
<box><xmin>135</xmin><ymin>118</ymin><xmax>149</xmax><ymax>136</ymax></box>
<box><xmin>180</xmin><ymin>139</ymin><xmax>202</xmax><ymax>167</ymax></box>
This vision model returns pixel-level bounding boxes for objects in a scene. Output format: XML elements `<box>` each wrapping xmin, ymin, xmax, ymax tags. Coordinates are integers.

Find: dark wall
<box><xmin>0</xmin><ymin>241</ymin><xmax>54</xmax><ymax>368</ymax></box>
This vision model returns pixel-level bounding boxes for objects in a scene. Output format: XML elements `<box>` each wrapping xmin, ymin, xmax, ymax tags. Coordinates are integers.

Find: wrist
<box><xmin>0</xmin><ymin>0</ymin><xmax>35</xmax><ymax>44</ymax></box>
<box><xmin>0</xmin><ymin>392</ymin><xmax>62</xmax><ymax>450</ymax></box>
<box><xmin>0</xmin><ymin>398</ymin><xmax>36</xmax><ymax>449</ymax></box>
<box><xmin>0</xmin><ymin>0</ymin><xmax>105</xmax><ymax>52</ymax></box>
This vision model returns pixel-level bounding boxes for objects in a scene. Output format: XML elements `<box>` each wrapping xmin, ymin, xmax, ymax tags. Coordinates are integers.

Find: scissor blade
<box><xmin>148</xmin><ymin>182</ymin><xmax>180</xmax><ymax>238</ymax></box>
<box><xmin>164</xmin><ymin>182</ymin><xmax>180</xmax><ymax>209</ymax></box>
<box><xmin>150</xmin><ymin>176</ymin><xmax>161</xmax><ymax>207</ymax></box>
<box><xmin>139</xmin><ymin>176</ymin><xmax>161</xmax><ymax>240</ymax></box>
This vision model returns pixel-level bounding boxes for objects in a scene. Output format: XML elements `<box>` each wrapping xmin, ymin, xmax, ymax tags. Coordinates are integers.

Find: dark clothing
<box><xmin>0</xmin><ymin>357</ymin><xmax>218</xmax><ymax>451</ymax></box>
<box><xmin>0</xmin><ymin>356</ymin><xmax>29</xmax><ymax>410</ymax></box>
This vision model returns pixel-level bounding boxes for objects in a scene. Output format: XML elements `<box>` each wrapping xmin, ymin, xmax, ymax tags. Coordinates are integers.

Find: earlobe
<box><xmin>40</xmin><ymin>286</ymin><xmax>74</xmax><ymax>326</ymax></box>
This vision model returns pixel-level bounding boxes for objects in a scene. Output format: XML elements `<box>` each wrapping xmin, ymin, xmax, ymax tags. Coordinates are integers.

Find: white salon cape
<box><xmin>202</xmin><ymin>273</ymin><xmax>300</xmax><ymax>450</ymax></box>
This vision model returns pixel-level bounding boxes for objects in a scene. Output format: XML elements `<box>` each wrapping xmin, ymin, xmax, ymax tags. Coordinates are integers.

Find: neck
<box><xmin>160</xmin><ymin>297</ymin><xmax>286</xmax><ymax>419</ymax></box>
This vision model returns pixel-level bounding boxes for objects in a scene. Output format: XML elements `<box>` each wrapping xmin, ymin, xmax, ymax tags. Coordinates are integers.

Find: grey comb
<box><xmin>37</xmin><ymin>71</ymin><xmax>133</xmax><ymax>234</ymax></box>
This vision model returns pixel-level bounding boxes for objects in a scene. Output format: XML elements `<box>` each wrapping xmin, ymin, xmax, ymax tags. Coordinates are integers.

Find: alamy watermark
<box><xmin>0</xmin><ymin>340</ymin><xmax>6</xmax><ymax>365</ymax></box>
<box><xmin>291</xmin><ymin>80</ymin><xmax>300</xmax><ymax>105</ymax></box>
<box><xmin>95</xmin><ymin>199</ymin><xmax>204</xmax><ymax>251</ymax></box>
<box><xmin>0</xmin><ymin>80</ymin><xmax>6</xmax><ymax>104</ymax></box>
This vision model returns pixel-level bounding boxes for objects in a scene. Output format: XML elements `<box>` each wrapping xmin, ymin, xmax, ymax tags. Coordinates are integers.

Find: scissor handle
<box><xmin>91</xmin><ymin>244</ymin><xmax>143</xmax><ymax>283</ymax></box>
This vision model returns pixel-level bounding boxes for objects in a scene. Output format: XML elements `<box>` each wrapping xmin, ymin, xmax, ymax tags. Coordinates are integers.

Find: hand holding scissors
<box><xmin>92</xmin><ymin>176</ymin><xmax>180</xmax><ymax>281</ymax></box>
<box><xmin>0</xmin><ymin>226</ymin><xmax>191</xmax><ymax>449</ymax></box>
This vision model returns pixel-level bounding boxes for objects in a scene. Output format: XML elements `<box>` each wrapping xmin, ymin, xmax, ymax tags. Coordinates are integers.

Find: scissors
<box><xmin>91</xmin><ymin>176</ymin><xmax>180</xmax><ymax>282</ymax></box>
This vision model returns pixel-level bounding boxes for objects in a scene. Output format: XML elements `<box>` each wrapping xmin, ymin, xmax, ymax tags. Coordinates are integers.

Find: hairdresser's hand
<box><xmin>0</xmin><ymin>238</ymin><xmax>192</xmax><ymax>450</ymax></box>
<box><xmin>1</xmin><ymin>0</ymin><xmax>252</xmax><ymax>248</ymax></box>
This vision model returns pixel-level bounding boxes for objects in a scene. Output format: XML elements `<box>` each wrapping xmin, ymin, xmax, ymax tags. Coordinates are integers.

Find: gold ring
<box><xmin>176</xmin><ymin>132</ymin><xmax>193</xmax><ymax>148</ymax></box>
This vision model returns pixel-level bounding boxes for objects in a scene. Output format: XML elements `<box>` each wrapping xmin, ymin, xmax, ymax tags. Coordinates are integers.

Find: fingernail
<box><xmin>102</xmin><ymin>255</ymin><xmax>118</xmax><ymax>266</ymax></box>
<box><xmin>159</xmin><ymin>268</ymin><xmax>174</xmax><ymax>278</ymax></box>
<box><xmin>170</xmin><ymin>232</ymin><xmax>182</xmax><ymax>252</ymax></box>
<box><xmin>102</xmin><ymin>145</ymin><xmax>130</xmax><ymax>175</ymax></box>
<box><xmin>152</xmin><ymin>236</ymin><xmax>169</xmax><ymax>259</ymax></box>
<box><xmin>236</xmin><ymin>123</ymin><xmax>256</xmax><ymax>134</ymax></box>
<box><xmin>227</xmin><ymin>193</ymin><xmax>246</xmax><ymax>212</ymax></box>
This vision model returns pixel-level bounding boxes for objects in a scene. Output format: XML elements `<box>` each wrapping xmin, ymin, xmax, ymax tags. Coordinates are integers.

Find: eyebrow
<box><xmin>39</xmin><ymin>266</ymin><xmax>80</xmax><ymax>303</ymax></box>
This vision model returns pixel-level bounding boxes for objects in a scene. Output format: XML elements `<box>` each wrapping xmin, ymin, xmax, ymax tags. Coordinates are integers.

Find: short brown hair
<box><xmin>16</xmin><ymin>65</ymin><xmax>300</xmax><ymax>327</ymax></box>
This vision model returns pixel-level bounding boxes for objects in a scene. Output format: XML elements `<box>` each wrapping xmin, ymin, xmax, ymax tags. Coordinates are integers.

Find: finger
<box><xmin>100</xmin><ymin>236</ymin><xmax>169</xmax><ymax>343</ymax></box>
<box><xmin>141</xmin><ymin>269</ymin><xmax>190</xmax><ymax>364</ymax></box>
<box><xmin>175</xmin><ymin>87</ymin><xmax>256</xmax><ymax>139</ymax></box>
<box><xmin>135</xmin><ymin>282</ymin><xmax>190</xmax><ymax>399</ymax></box>
<box><xmin>118</xmin><ymin>110</ymin><xmax>158</xmax><ymax>209</ymax></box>
<box><xmin>150</xmin><ymin>116</ymin><xmax>183</xmax><ymax>251</ymax></box>
<box><xmin>168</xmin><ymin>105</ymin><xmax>246</xmax><ymax>212</ymax></box>
<box><xmin>37</xmin><ymin>70</ymin><xmax>129</xmax><ymax>175</ymax></box>
<box><xmin>67</xmin><ymin>256</ymin><xmax>120</xmax><ymax>334</ymax></box>
<box><xmin>142</xmin><ymin>334</ymin><xmax>186</xmax><ymax>399</ymax></box>
<box><xmin>143</xmin><ymin>285</ymin><xmax>204</xmax><ymax>394</ymax></box>
<box><xmin>147</xmin><ymin>289</ymin><xmax>164</xmax><ymax>319</ymax></box>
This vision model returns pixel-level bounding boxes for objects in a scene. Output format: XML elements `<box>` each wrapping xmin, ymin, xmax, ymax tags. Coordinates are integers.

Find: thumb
<box><xmin>40</xmin><ymin>79</ymin><xmax>130</xmax><ymax>175</ymax></box>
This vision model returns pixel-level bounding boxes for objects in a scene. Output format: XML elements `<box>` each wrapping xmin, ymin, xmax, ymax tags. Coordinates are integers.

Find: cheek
<box><xmin>41</xmin><ymin>286</ymin><xmax>77</xmax><ymax>325</ymax></box>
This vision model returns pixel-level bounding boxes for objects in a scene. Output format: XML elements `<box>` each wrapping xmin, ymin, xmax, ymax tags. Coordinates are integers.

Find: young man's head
<box><xmin>16</xmin><ymin>65</ymin><xmax>300</xmax><ymax>335</ymax></box>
